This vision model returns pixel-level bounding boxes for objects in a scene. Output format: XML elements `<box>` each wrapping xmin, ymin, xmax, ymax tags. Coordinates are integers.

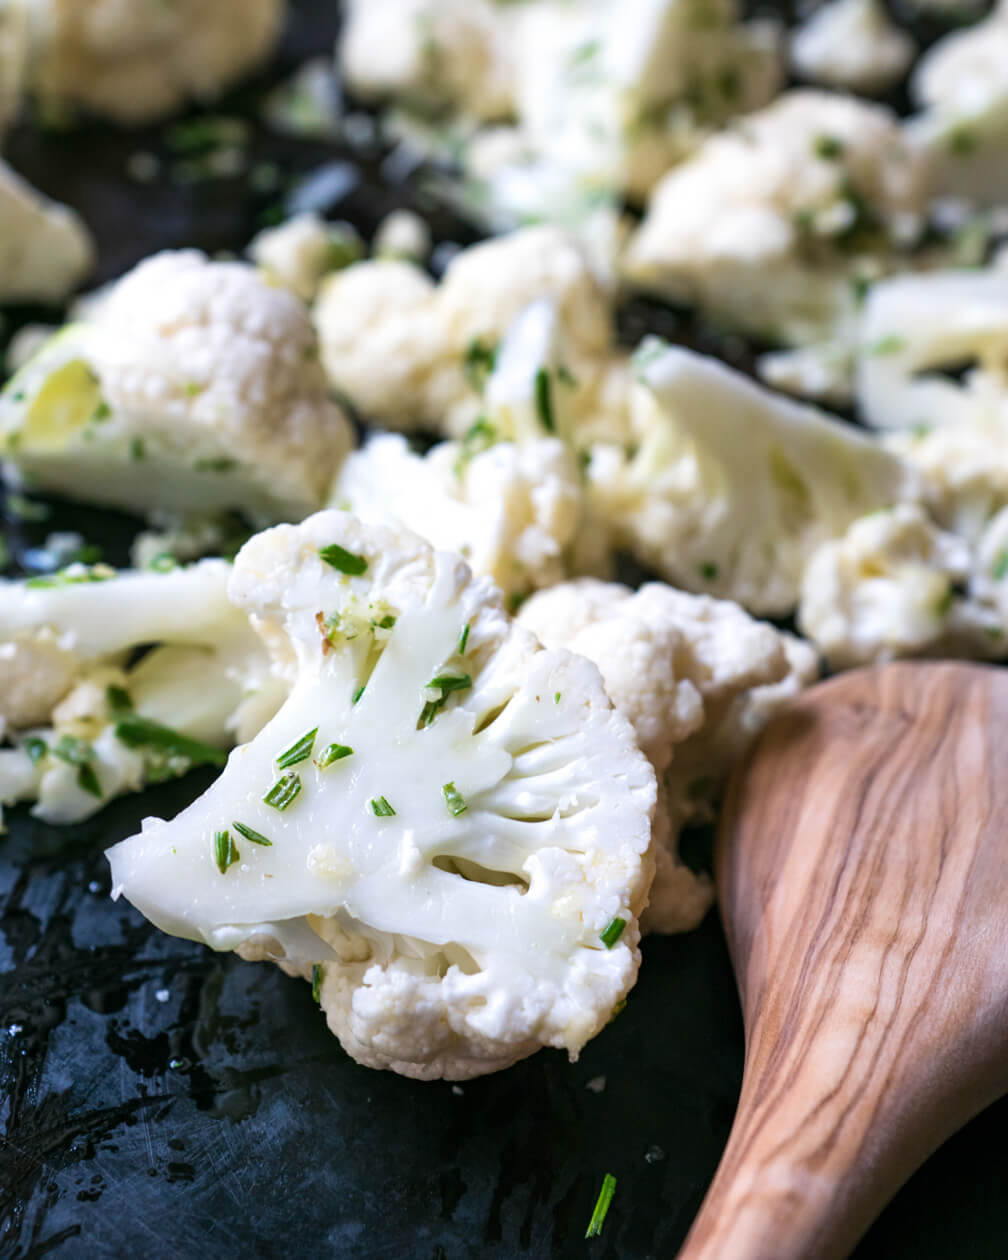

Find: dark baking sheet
<box><xmin>2</xmin><ymin>3</ymin><xmax>1007</xmax><ymax>1256</ymax></box>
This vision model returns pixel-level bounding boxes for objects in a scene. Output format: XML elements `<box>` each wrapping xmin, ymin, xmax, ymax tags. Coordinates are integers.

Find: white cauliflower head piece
<box><xmin>0</xmin><ymin>251</ymin><xmax>353</xmax><ymax>522</ymax></box>
<box><xmin>106</xmin><ymin>511</ymin><xmax>657</xmax><ymax>1080</ymax></box>
<box><xmin>313</xmin><ymin>226</ymin><xmax>613</xmax><ymax>437</ymax></box>
<box><xmin>798</xmin><ymin>503</ymin><xmax>1003</xmax><ymax>666</ymax></box>
<box><xmin>24</xmin><ymin>0</ymin><xmax>284</xmax><ymax>125</ymax></box>
<box><xmin>624</xmin><ymin>90</ymin><xmax>930</xmax><ymax>345</ymax></box>
<box><xmin>790</xmin><ymin>0</ymin><xmax>914</xmax><ymax>95</ymax></box>
<box><xmin>587</xmin><ymin>342</ymin><xmax>917</xmax><ymax>616</ymax></box>
<box><xmin>0</xmin><ymin>160</ymin><xmax>93</xmax><ymax>303</ymax></box>
<box><xmin>248</xmin><ymin>213</ymin><xmax>361</xmax><ymax>303</ymax></box>
<box><xmin>857</xmin><ymin>268</ymin><xmax>1008</xmax><ymax>433</ymax></box>
<box><xmin>331</xmin><ymin>431</ymin><xmax>584</xmax><ymax>603</ymax></box>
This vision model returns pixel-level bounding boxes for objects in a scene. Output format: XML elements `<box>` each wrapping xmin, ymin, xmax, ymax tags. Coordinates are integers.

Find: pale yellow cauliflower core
<box><xmin>24</xmin><ymin>0</ymin><xmax>285</xmax><ymax>125</ymax></box>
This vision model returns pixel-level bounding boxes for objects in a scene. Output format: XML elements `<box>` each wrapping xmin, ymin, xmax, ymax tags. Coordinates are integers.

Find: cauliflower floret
<box><xmin>248</xmin><ymin>213</ymin><xmax>362</xmax><ymax>303</ymax></box>
<box><xmin>106</xmin><ymin>511</ymin><xmax>656</xmax><ymax>1079</ymax></box>
<box><xmin>624</xmin><ymin>90</ymin><xmax>931</xmax><ymax>346</ymax></box>
<box><xmin>0</xmin><ymin>560</ymin><xmax>284</xmax><ymax>824</ymax></box>
<box><xmin>885</xmin><ymin>421</ymin><xmax>1008</xmax><ymax>544</ymax></box>
<box><xmin>340</xmin><ymin>0</ymin><xmax>518</xmax><ymax>123</ymax></box>
<box><xmin>0</xmin><ymin>160</ymin><xmax>93</xmax><ymax>303</ymax></box>
<box><xmin>0</xmin><ymin>1</ymin><xmax>28</xmax><ymax>137</ymax></box>
<box><xmin>314</xmin><ymin>226</ymin><xmax>614</xmax><ymax>437</ymax></box>
<box><xmin>331</xmin><ymin>433</ymin><xmax>584</xmax><ymax>603</ymax></box>
<box><xmin>587</xmin><ymin>341</ymin><xmax>917</xmax><ymax>616</ymax></box>
<box><xmin>908</xmin><ymin>0</ymin><xmax>1008</xmax><ymax>207</ymax></box>
<box><xmin>0</xmin><ymin>251</ymin><xmax>353</xmax><ymax>522</ymax></box>
<box><xmin>857</xmin><ymin>268</ymin><xmax>1008</xmax><ymax>433</ymax></box>
<box><xmin>518</xmin><ymin>578</ymin><xmax>815</xmax><ymax>933</ymax></box>
<box><xmin>372</xmin><ymin>209</ymin><xmax>431</xmax><ymax>263</ymax></box>
<box><xmin>791</xmin><ymin>0</ymin><xmax>914</xmax><ymax>95</ymax></box>
<box><xmin>798</xmin><ymin>503</ymin><xmax>1003</xmax><ymax>666</ymax></box>
<box><xmin>24</xmin><ymin>0</ymin><xmax>284</xmax><ymax>125</ymax></box>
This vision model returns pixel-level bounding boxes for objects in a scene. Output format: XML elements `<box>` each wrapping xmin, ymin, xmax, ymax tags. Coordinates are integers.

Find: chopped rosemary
<box><xmin>105</xmin><ymin>685</ymin><xmax>133</xmax><ymax>716</ymax></box>
<box><xmin>534</xmin><ymin>367</ymin><xmax>556</xmax><ymax>432</ymax></box>
<box><xmin>114</xmin><ymin>716</ymin><xmax>227</xmax><ymax>767</ymax></box>
<box><xmin>214</xmin><ymin>829</ymin><xmax>240</xmax><ymax>874</ymax></box>
<box><xmin>458</xmin><ymin>623</ymin><xmax>470</xmax><ymax>654</ymax></box>
<box><xmin>319</xmin><ymin>543</ymin><xmax>368</xmax><ymax>575</ymax></box>
<box><xmin>233</xmin><ymin>821</ymin><xmax>272</xmax><ymax>847</ymax></box>
<box><xmin>22</xmin><ymin>736</ymin><xmax>48</xmax><ymax>765</ymax></box>
<box><xmin>311</xmin><ymin>964</ymin><xmax>323</xmax><ymax>1004</ymax></box>
<box><xmin>442</xmin><ymin>782</ymin><xmax>467</xmax><ymax>817</ymax></box>
<box><xmin>263</xmin><ymin>773</ymin><xmax>302</xmax><ymax>811</ymax></box>
<box><xmin>420</xmin><ymin>673</ymin><xmax>473</xmax><ymax>726</ymax></box>
<box><xmin>276</xmin><ymin>727</ymin><xmax>318</xmax><ymax>770</ymax></box>
<box><xmin>600</xmin><ymin>917</ymin><xmax>626</xmax><ymax>949</ymax></box>
<box><xmin>318</xmin><ymin>743</ymin><xmax>354</xmax><ymax>768</ymax></box>
<box><xmin>370</xmin><ymin>795</ymin><xmax>395</xmax><ymax>817</ymax></box>
<box><xmin>585</xmin><ymin>1174</ymin><xmax>617</xmax><ymax>1239</ymax></box>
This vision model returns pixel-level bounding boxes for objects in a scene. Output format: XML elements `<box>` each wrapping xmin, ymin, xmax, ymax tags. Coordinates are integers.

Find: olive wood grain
<box><xmin>677</xmin><ymin>662</ymin><xmax>1008</xmax><ymax>1260</ymax></box>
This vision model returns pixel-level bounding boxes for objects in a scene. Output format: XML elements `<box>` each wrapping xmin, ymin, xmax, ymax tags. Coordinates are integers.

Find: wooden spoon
<box><xmin>677</xmin><ymin>661</ymin><xmax>1008</xmax><ymax>1260</ymax></box>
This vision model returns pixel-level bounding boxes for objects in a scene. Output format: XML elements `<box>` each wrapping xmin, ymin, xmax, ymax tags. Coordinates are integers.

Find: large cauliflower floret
<box><xmin>857</xmin><ymin>268</ymin><xmax>1008</xmax><ymax>434</ymax></box>
<box><xmin>340</xmin><ymin>0</ymin><xmax>518</xmax><ymax>123</ymax></box>
<box><xmin>587</xmin><ymin>342</ymin><xmax>918</xmax><ymax>616</ymax></box>
<box><xmin>0</xmin><ymin>160</ymin><xmax>93</xmax><ymax>303</ymax></box>
<box><xmin>908</xmin><ymin>0</ymin><xmax>1008</xmax><ymax>207</ymax></box>
<box><xmin>331</xmin><ymin>432</ymin><xmax>584</xmax><ymax>603</ymax></box>
<box><xmin>22</xmin><ymin>0</ymin><xmax>285</xmax><ymax>125</ymax></box>
<box><xmin>798</xmin><ymin>503</ymin><xmax>1004</xmax><ymax>667</ymax></box>
<box><xmin>106</xmin><ymin>511</ymin><xmax>657</xmax><ymax>1080</ymax></box>
<box><xmin>518</xmin><ymin>578</ymin><xmax>815</xmax><ymax>934</ymax></box>
<box><xmin>314</xmin><ymin>226</ymin><xmax>614</xmax><ymax>437</ymax></box>
<box><xmin>0</xmin><ymin>561</ymin><xmax>283</xmax><ymax>825</ymax></box>
<box><xmin>790</xmin><ymin>0</ymin><xmax>914</xmax><ymax>95</ymax></box>
<box><xmin>0</xmin><ymin>251</ymin><xmax>353</xmax><ymax>522</ymax></box>
<box><xmin>624</xmin><ymin>90</ymin><xmax>931</xmax><ymax>346</ymax></box>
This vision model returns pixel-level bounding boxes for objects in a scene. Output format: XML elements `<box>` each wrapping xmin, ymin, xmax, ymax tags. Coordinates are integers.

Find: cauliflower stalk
<box><xmin>624</xmin><ymin>90</ymin><xmax>930</xmax><ymax>346</ymax></box>
<box><xmin>106</xmin><ymin>512</ymin><xmax>657</xmax><ymax>1080</ymax></box>
<box><xmin>587</xmin><ymin>341</ymin><xmax>917</xmax><ymax>616</ymax></box>
<box><xmin>0</xmin><ymin>560</ymin><xmax>283</xmax><ymax>825</ymax></box>
<box><xmin>0</xmin><ymin>251</ymin><xmax>353</xmax><ymax>522</ymax></box>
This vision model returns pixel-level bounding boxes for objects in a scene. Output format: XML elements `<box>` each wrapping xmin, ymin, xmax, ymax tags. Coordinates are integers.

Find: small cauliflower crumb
<box><xmin>791</xmin><ymin>0</ymin><xmax>914</xmax><ymax>96</ymax></box>
<box><xmin>249</xmin><ymin>213</ymin><xmax>363</xmax><ymax>303</ymax></box>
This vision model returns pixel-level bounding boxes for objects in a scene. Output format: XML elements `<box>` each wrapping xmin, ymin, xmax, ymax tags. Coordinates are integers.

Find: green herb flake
<box><xmin>148</xmin><ymin>551</ymin><xmax>178</xmax><ymax>572</ymax></box>
<box><xmin>51</xmin><ymin>735</ymin><xmax>94</xmax><ymax>767</ymax></box>
<box><xmin>534</xmin><ymin>367</ymin><xmax>556</xmax><ymax>433</ymax></box>
<box><xmin>869</xmin><ymin>334</ymin><xmax>906</xmax><ymax>356</ymax></box>
<box><xmin>25</xmin><ymin>565</ymin><xmax>114</xmax><ymax>589</ymax></box>
<box><xmin>214</xmin><ymin>829</ymin><xmax>240</xmax><ymax>874</ymax></box>
<box><xmin>77</xmin><ymin>763</ymin><xmax>103</xmax><ymax>799</ymax></box>
<box><xmin>311</xmin><ymin>964</ymin><xmax>324</xmax><ymax>1004</ymax></box>
<box><xmin>458</xmin><ymin>623</ymin><xmax>470</xmax><ymax>655</ymax></box>
<box><xmin>698</xmin><ymin>561</ymin><xmax>718</xmax><ymax>581</ymax></box>
<box><xmin>994</xmin><ymin>550</ymin><xmax>1008</xmax><ymax>580</ymax></box>
<box><xmin>442</xmin><ymin>782</ymin><xmax>467</xmax><ymax>817</ymax></box>
<box><xmin>374</xmin><ymin>614</ymin><xmax>396</xmax><ymax>630</ymax></box>
<box><xmin>318</xmin><ymin>742</ymin><xmax>354</xmax><ymax>768</ymax></box>
<box><xmin>585</xmin><ymin>1173</ymin><xmax>617</xmax><ymax>1239</ymax></box>
<box><xmin>227</xmin><ymin>821</ymin><xmax>270</xmax><ymax>848</ymax></box>
<box><xmin>193</xmin><ymin>457</ymin><xmax>237</xmax><ymax>473</ymax></box>
<box><xmin>352</xmin><ymin>683</ymin><xmax>366</xmax><ymax>705</ymax></box>
<box><xmin>263</xmin><ymin>773</ymin><xmax>302</xmax><ymax>811</ymax></box>
<box><xmin>813</xmin><ymin>134</ymin><xmax>844</xmax><ymax>161</ymax></box>
<box><xmin>115</xmin><ymin>716</ymin><xmax>227</xmax><ymax>767</ymax></box>
<box><xmin>935</xmin><ymin>586</ymin><xmax>955</xmax><ymax>618</ymax></box>
<box><xmin>130</xmin><ymin>437</ymin><xmax>147</xmax><ymax>462</ymax></box>
<box><xmin>276</xmin><ymin>727</ymin><xmax>318</xmax><ymax>770</ymax></box>
<box><xmin>106</xmin><ymin>685</ymin><xmax>133</xmax><ymax>716</ymax></box>
<box><xmin>319</xmin><ymin>543</ymin><xmax>368</xmax><ymax>576</ymax></box>
<box><xmin>22</xmin><ymin>736</ymin><xmax>48</xmax><ymax>765</ymax></box>
<box><xmin>370</xmin><ymin>795</ymin><xmax>396</xmax><ymax>817</ymax></box>
<box><xmin>600</xmin><ymin>917</ymin><xmax>627</xmax><ymax>949</ymax></box>
<box><xmin>90</xmin><ymin>400</ymin><xmax>112</xmax><ymax>423</ymax></box>
<box><xmin>947</xmin><ymin>126</ymin><xmax>976</xmax><ymax>156</ymax></box>
<box><xmin>554</xmin><ymin>691</ymin><xmax>561</xmax><ymax>704</ymax></box>
<box><xmin>463</xmin><ymin>338</ymin><xmax>497</xmax><ymax>391</ymax></box>
<box><xmin>428</xmin><ymin>673</ymin><xmax>472</xmax><ymax>693</ymax></box>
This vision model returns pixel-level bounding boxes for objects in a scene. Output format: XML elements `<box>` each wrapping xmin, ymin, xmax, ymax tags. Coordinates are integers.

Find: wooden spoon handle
<box><xmin>677</xmin><ymin>663</ymin><xmax>1008</xmax><ymax>1260</ymax></box>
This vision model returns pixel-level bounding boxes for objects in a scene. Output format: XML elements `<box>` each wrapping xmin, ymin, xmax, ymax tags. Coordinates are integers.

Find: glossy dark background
<box><xmin>2</xmin><ymin>2</ymin><xmax>1006</xmax><ymax>1256</ymax></box>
